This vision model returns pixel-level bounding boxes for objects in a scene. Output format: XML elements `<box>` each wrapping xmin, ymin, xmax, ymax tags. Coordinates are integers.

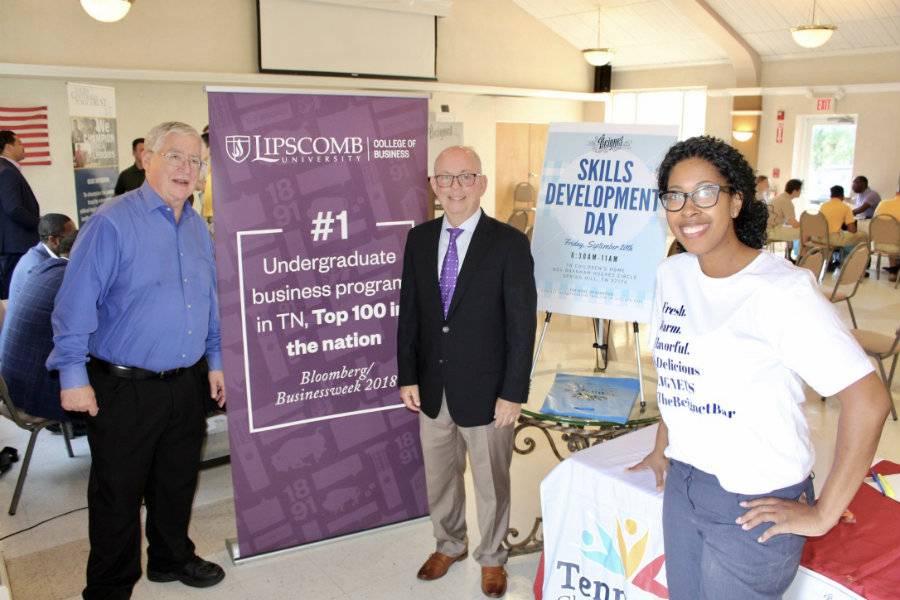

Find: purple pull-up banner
<box><xmin>208</xmin><ymin>88</ymin><xmax>429</xmax><ymax>559</ymax></box>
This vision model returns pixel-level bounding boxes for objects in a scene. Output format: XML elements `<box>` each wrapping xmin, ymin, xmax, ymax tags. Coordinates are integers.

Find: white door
<box><xmin>791</xmin><ymin>114</ymin><xmax>857</xmax><ymax>212</ymax></box>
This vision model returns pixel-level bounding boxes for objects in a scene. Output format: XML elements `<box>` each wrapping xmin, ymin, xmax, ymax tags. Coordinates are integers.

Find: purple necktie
<box><xmin>439</xmin><ymin>227</ymin><xmax>463</xmax><ymax>318</ymax></box>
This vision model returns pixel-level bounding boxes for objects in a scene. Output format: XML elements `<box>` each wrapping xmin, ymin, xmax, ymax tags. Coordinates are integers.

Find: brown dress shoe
<box><xmin>416</xmin><ymin>550</ymin><xmax>467</xmax><ymax>581</ymax></box>
<box><xmin>481</xmin><ymin>566</ymin><xmax>507</xmax><ymax>598</ymax></box>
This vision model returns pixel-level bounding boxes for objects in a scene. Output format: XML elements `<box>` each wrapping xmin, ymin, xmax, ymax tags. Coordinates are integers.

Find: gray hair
<box><xmin>435</xmin><ymin>145</ymin><xmax>483</xmax><ymax>174</ymax></box>
<box><xmin>145</xmin><ymin>121</ymin><xmax>201</xmax><ymax>153</ymax></box>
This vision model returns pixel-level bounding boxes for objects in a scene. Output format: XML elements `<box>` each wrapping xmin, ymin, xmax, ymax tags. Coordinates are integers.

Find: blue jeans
<box><xmin>663</xmin><ymin>459</ymin><xmax>814</xmax><ymax>600</ymax></box>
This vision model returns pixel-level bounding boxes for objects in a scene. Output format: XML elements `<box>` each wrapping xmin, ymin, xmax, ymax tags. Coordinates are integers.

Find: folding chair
<box><xmin>0</xmin><ymin>375</ymin><xmax>75</xmax><ymax>515</ymax></box>
<box><xmin>822</xmin><ymin>242</ymin><xmax>870</xmax><ymax>329</ymax></box>
<box><xmin>799</xmin><ymin>211</ymin><xmax>836</xmax><ymax>263</ymax></box>
<box><xmin>850</xmin><ymin>326</ymin><xmax>900</xmax><ymax>421</ymax></box>
<box><xmin>869</xmin><ymin>214</ymin><xmax>900</xmax><ymax>288</ymax></box>
<box><xmin>797</xmin><ymin>248</ymin><xmax>826</xmax><ymax>283</ymax></box>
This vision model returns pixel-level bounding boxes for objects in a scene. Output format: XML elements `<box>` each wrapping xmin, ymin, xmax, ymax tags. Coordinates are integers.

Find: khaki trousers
<box><xmin>419</xmin><ymin>397</ymin><xmax>514</xmax><ymax>566</ymax></box>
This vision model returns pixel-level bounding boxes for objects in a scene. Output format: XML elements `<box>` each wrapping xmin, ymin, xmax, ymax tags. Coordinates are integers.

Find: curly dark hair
<box><xmin>657</xmin><ymin>135</ymin><xmax>768</xmax><ymax>249</ymax></box>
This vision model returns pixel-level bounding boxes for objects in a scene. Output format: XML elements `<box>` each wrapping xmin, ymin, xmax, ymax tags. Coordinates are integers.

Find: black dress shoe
<box><xmin>147</xmin><ymin>556</ymin><xmax>225</xmax><ymax>588</ymax></box>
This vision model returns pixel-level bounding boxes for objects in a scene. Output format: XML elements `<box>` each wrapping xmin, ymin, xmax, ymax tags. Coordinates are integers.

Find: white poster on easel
<box><xmin>532</xmin><ymin>123</ymin><xmax>677</xmax><ymax>323</ymax></box>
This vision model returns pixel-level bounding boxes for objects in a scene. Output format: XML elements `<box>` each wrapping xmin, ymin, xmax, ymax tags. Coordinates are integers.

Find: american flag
<box><xmin>0</xmin><ymin>105</ymin><xmax>51</xmax><ymax>166</ymax></box>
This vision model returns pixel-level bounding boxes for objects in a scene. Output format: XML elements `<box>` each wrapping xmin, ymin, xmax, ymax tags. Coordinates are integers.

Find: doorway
<box><xmin>495</xmin><ymin>123</ymin><xmax>549</xmax><ymax>235</ymax></box>
<box><xmin>792</xmin><ymin>114</ymin><xmax>857</xmax><ymax>209</ymax></box>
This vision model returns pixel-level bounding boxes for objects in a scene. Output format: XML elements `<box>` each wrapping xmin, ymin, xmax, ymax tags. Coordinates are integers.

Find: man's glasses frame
<box><xmin>433</xmin><ymin>173</ymin><xmax>481</xmax><ymax>188</ymax></box>
<box><xmin>153</xmin><ymin>150</ymin><xmax>206</xmax><ymax>171</ymax></box>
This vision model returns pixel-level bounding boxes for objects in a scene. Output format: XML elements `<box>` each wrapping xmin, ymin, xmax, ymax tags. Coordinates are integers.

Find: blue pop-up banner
<box><xmin>532</xmin><ymin>123</ymin><xmax>678</xmax><ymax>323</ymax></box>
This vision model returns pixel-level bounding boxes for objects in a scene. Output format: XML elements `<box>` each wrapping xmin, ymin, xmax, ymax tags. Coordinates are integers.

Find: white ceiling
<box><xmin>511</xmin><ymin>0</ymin><xmax>900</xmax><ymax>69</ymax></box>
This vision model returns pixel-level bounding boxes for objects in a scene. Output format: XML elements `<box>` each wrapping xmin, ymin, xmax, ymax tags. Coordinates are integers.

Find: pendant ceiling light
<box><xmin>583</xmin><ymin>9</ymin><xmax>614</xmax><ymax>66</ymax></box>
<box><xmin>791</xmin><ymin>0</ymin><xmax>837</xmax><ymax>49</ymax></box>
<box><xmin>80</xmin><ymin>0</ymin><xmax>134</xmax><ymax>23</ymax></box>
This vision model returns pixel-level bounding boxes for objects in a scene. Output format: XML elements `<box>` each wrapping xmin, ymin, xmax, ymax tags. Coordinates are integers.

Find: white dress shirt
<box><xmin>437</xmin><ymin>209</ymin><xmax>482</xmax><ymax>278</ymax></box>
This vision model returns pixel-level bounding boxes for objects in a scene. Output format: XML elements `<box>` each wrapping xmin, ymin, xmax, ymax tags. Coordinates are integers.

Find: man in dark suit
<box><xmin>0</xmin><ymin>130</ymin><xmax>41</xmax><ymax>299</ymax></box>
<box><xmin>397</xmin><ymin>146</ymin><xmax>536</xmax><ymax>598</ymax></box>
<box><xmin>7</xmin><ymin>213</ymin><xmax>75</xmax><ymax>310</ymax></box>
<box><xmin>1</xmin><ymin>232</ymin><xmax>77</xmax><ymax>421</ymax></box>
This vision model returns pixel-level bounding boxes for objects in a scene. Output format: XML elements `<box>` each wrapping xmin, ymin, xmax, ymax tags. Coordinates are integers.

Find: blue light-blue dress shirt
<box><xmin>47</xmin><ymin>182</ymin><xmax>221</xmax><ymax>389</ymax></box>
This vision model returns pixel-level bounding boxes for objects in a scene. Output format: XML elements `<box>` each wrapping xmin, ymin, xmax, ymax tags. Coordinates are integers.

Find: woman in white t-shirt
<box><xmin>630</xmin><ymin>136</ymin><xmax>891</xmax><ymax>600</ymax></box>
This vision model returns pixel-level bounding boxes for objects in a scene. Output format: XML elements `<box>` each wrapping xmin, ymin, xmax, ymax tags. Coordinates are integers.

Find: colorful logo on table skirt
<box><xmin>553</xmin><ymin>517</ymin><xmax>668</xmax><ymax>599</ymax></box>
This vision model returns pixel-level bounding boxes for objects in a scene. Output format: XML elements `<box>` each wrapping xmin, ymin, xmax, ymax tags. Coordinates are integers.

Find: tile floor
<box><xmin>1</xmin><ymin>255</ymin><xmax>899</xmax><ymax>599</ymax></box>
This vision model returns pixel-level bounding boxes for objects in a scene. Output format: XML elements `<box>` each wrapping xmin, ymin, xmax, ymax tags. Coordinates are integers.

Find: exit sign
<box><xmin>815</xmin><ymin>97</ymin><xmax>835</xmax><ymax>113</ymax></box>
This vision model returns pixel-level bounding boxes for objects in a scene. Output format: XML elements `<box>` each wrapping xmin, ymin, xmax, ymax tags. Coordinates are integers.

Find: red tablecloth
<box><xmin>800</xmin><ymin>460</ymin><xmax>900</xmax><ymax>600</ymax></box>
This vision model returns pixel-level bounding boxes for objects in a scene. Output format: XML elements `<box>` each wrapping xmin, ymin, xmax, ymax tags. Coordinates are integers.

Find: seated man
<box><xmin>1</xmin><ymin>232</ymin><xmax>78</xmax><ymax>422</ymax></box>
<box><xmin>7</xmin><ymin>213</ymin><xmax>75</xmax><ymax>310</ymax></box>
<box><xmin>755</xmin><ymin>175</ymin><xmax>771</xmax><ymax>203</ymax></box>
<box><xmin>851</xmin><ymin>175</ymin><xmax>882</xmax><ymax>220</ymax></box>
<box><xmin>873</xmin><ymin>188</ymin><xmax>900</xmax><ymax>280</ymax></box>
<box><xmin>767</xmin><ymin>179</ymin><xmax>802</xmax><ymax>258</ymax></box>
<box><xmin>819</xmin><ymin>185</ymin><xmax>867</xmax><ymax>266</ymax></box>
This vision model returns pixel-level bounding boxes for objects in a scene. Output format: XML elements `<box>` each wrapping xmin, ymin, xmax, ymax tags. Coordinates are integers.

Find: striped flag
<box><xmin>0</xmin><ymin>105</ymin><xmax>51</xmax><ymax>166</ymax></box>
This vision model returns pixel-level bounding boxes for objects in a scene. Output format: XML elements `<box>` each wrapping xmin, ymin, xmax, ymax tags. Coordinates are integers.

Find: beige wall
<box><xmin>0</xmin><ymin>74</ymin><xmax>587</xmax><ymax>218</ymax></box>
<box><xmin>611</xmin><ymin>50</ymin><xmax>900</xmax><ymax>207</ymax></box>
<box><xmin>437</xmin><ymin>0</ymin><xmax>593</xmax><ymax>92</ymax></box>
<box><xmin>0</xmin><ymin>0</ymin><xmax>258</xmax><ymax>73</ymax></box>
<box><xmin>761</xmin><ymin>51</ymin><xmax>900</xmax><ymax>87</ymax></box>
<box><xmin>757</xmin><ymin>92</ymin><xmax>900</xmax><ymax>208</ymax></box>
<box><xmin>611</xmin><ymin>50</ymin><xmax>900</xmax><ymax>91</ymax></box>
<box><xmin>612</xmin><ymin>63</ymin><xmax>737</xmax><ymax>90</ymax></box>
<box><xmin>0</xmin><ymin>0</ymin><xmax>594</xmax><ymax>218</ymax></box>
<box><xmin>0</xmin><ymin>0</ymin><xmax>592</xmax><ymax>92</ymax></box>
<box><xmin>0</xmin><ymin>78</ymin><xmax>211</xmax><ymax>218</ymax></box>
<box><xmin>431</xmin><ymin>93</ymin><xmax>586</xmax><ymax>217</ymax></box>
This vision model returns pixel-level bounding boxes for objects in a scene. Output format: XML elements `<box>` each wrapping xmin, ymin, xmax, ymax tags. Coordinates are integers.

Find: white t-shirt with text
<box><xmin>650</xmin><ymin>251</ymin><xmax>873</xmax><ymax>494</ymax></box>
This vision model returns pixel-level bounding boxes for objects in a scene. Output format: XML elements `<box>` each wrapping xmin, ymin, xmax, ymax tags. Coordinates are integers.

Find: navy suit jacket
<box><xmin>1</xmin><ymin>258</ymin><xmax>68</xmax><ymax>420</ymax></box>
<box><xmin>7</xmin><ymin>242</ymin><xmax>51</xmax><ymax>309</ymax></box>
<box><xmin>0</xmin><ymin>158</ymin><xmax>40</xmax><ymax>254</ymax></box>
<box><xmin>397</xmin><ymin>212</ymin><xmax>537</xmax><ymax>427</ymax></box>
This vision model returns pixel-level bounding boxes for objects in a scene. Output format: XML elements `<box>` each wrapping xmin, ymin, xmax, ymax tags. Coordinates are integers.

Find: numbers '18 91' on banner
<box><xmin>208</xmin><ymin>88</ymin><xmax>429</xmax><ymax>559</ymax></box>
<box><xmin>532</xmin><ymin>123</ymin><xmax>678</xmax><ymax>323</ymax></box>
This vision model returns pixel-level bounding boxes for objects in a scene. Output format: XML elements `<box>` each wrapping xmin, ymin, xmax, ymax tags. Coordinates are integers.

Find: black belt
<box><xmin>90</xmin><ymin>356</ymin><xmax>191</xmax><ymax>380</ymax></box>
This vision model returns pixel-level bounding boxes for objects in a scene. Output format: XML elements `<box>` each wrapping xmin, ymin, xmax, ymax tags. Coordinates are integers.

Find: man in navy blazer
<box><xmin>7</xmin><ymin>213</ymin><xmax>75</xmax><ymax>310</ymax></box>
<box><xmin>397</xmin><ymin>146</ymin><xmax>536</xmax><ymax>598</ymax></box>
<box><xmin>1</xmin><ymin>232</ymin><xmax>77</xmax><ymax>421</ymax></box>
<box><xmin>0</xmin><ymin>130</ymin><xmax>41</xmax><ymax>299</ymax></box>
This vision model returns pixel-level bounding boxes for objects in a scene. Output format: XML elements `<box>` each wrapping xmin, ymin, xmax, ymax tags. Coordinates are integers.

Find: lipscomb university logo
<box><xmin>225</xmin><ymin>135</ymin><xmax>251</xmax><ymax>163</ymax></box>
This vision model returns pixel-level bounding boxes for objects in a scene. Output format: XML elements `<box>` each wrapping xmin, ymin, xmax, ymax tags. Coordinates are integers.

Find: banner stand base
<box><xmin>225</xmin><ymin>515</ymin><xmax>430</xmax><ymax>566</ymax></box>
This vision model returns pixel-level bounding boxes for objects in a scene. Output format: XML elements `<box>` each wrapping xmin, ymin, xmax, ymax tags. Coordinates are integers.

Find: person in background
<box><xmin>48</xmin><ymin>121</ymin><xmax>225</xmax><ymax>599</ymax></box>
<box><xmin>397</xmin><ymin>146</ymin><xmax>536</xmax><ymax>598</ymax></box>
<box><xmin>631</xmin><ymin>135</ymin><xmax>890</xmax><ymax>600</ymax></box>
<box><xmin>113</xmin><ymin>138</ymin><xmax>145</xmax><ymax>196</ymax></box>
<box><xmin>198</xmin><ymin>126</ymin><xmax>213</xmax><ymax>224</ymax></box>
<box><xmin>0</xmin><ymin>130</ymin><xmax>40</xmax><ymax>300</ymax></box>
<box><xmin>755</xmin><ymin>175</ymin><xmax>770</xmax><ymax>203</ymax></box>
<box><xmin>1</xmin><ymin>232</ymin><xmax>79</xmax><ymax>423</ymax></box>
<box><xmin>850</xmin><ymin>175</ymin><xmax>881</xmax><ymax>219</ymax></box>
<box><xmin>7</xmin><ymin>213</ymin><xmax>75</xmax><ymax>309</ymax></box>
<box><xmin>819</xmin><ymin>184</ymin><xmax>867</xmax><ymax>267</ymax></box>
<box><xmin>872</xmin><ymin>186</ymin><xmax>900</xmax><ymax>280</ymax></box>
<box><xmin>766</xmin><ymin>178</ymin><xmax>802</xmax><ymax>259</ymax></box>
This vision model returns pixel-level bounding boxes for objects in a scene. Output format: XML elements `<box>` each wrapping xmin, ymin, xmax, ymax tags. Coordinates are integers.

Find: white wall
<box><xmin>0</xmin><ymin>78</ymin><xmax>210</xmax><ymax>218</ymax></box>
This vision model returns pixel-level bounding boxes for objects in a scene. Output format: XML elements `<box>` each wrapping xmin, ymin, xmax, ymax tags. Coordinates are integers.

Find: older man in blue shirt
<box><xmin>48</xmin><ymin>122</ymin><xmax>225</xmax><ymax>600</ymax></box>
